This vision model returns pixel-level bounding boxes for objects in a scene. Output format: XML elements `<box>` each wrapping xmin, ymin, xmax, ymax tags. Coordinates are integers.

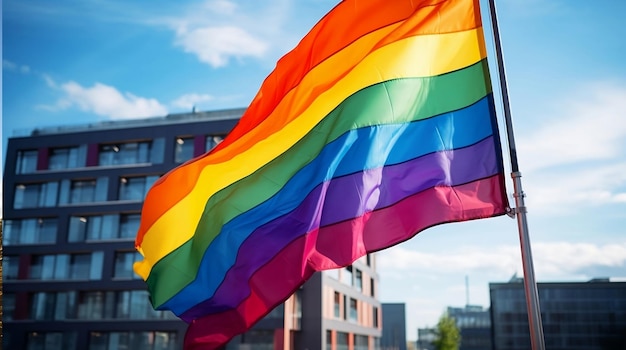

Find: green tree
<box><xmin>433</xmin><ymin>313</ymin><xmax>461</xmax><ymax>350</ymax></box>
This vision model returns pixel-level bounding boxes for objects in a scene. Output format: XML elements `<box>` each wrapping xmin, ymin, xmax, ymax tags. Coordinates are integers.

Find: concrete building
<box><xmin>447</xmin><ymin>305</ymin><xmax>491</xmax><ymax>350</ymax></box>
<box><xmin>2</xmin><ymin>108</ymin><xmax>382</xmax><ymax>349</ymax></box>
<box><xmin>490</xmin><ymin>277</ymin><xmax>626</xmax><ymax>350</ymax></box>
<box><xmin>381</xmin><ymin>303</ymin><xmax>407</xmax><ymax>350</ymax></box>
<box><xmin>227</xmin><ymin>257</ymin><xmax>382</xmax><ymax>350</ymax></box>
<box><xmin>415</xmin><ymin>328</ymin><xmax>436</xmax><ymax>350</ymax></box>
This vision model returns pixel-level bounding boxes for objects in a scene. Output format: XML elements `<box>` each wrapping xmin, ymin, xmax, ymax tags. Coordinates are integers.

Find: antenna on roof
<box><xmin>465</xmin><ymin>275</ymin><xmax>470</xmax><ymax>307</ymax></box>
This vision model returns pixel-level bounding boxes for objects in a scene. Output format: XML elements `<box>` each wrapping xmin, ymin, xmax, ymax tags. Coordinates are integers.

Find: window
<box><xmin>14</xmin><ymin>182</ymin><xmax>58</xmax><ymax>209</ymax></box>
<box><xmin>3</xmin><ymin>255</ymin><xmax>19</xmax><ymax>280</ymax></box>
<box><xmin>334</xmin><ymin>292</ymin><xmax>341</xmax><ymax>318</ymax></box>
<box><xmin>205</xmin><ymin>135</ymin><xmax>224</xmax><ymax>152</ymax></box>
<box><xmin>337</xmin><ymin>332</ymin><xmax>349</xmax><ymax>350</ymax></box>
<box><xmin>355</xmin><ymin>269</ymin><xmax>363</xmax><ymax>292</ymax></box>
<box><xmin>370</xmin><ymin>277</ymin><xmax>375</xmax><ymax>297</ymax></box>
<box><xmin>3</xmin><ymin>218</ymin><xmax>57</xmax><ymax>245</ymax></box>
<box><xmin>26</xmin><ymin>332</ymin><xmax>77</xmax><ymax>350</ymax></box>
<box><xmin>114</xmin><ymin>252</ymin><xmax>142</xmax><ymax>279</ymax></box>
<box><xmin>16</xmin><ymin>149</ymin><xmax>38</xmax><ymax>174</ymax></box>
<box><xmin>31</xmin><ymin>292</ymin><xmax>57</xmax><ymax>320</ymax></box>
<box><xmin>175</xmin><ymin>137</ymin><xmax>194</xmax><ymax>163</ymax></box>
<box><xmin>29</xmin><ymin>252</ymin><xmax>103</xmax><ymax>280</ymax></box>
<box><xmin>119</xmin><ymin>175</ymin><xmax>159</xmax><ymax>201</ymax></box>
<box><xmin>354</xmin><ymin>335</ymin><xmax>368</xmax><ymax>350</ymax></box>
<box><xmin>116</xmin><ymin>290</ymin><xmax>164</xmax><ymax>320</ymax></box>
<box><xmin>54</xmin><ymin>291</ymin><xmax>77</xmax><ymax>320</ymax></box>
<box><xmin>49</xmin><ymin>146</ymin><xmax>81</xmax><ymax>170</ymax></box>
<box><xmin>99</xmin><ymin>142</ymin><xmax>151</xmax><ymax>166</ymax></box>
<box><xmin>119</xmin><ymin>213</ymin><xmax>141</xmax><ymax>239</ymax></box>
<box><xmin>70</xmin><ymin>179</ymin><xmax>96</xmax><ymax>203</ymax></box>
<box><xmin>78</xmin><ymin>291</ymin><xmax>109</xmax><ymax>320</ymax></box>
<box><xmin>326</xmin><ymin>330</ymin><xmax>333</xmax><ymax>350</ymax></box>
<box><xmin>69</xmin><ymin>254</ymin><xmax>92</xmax><ymax>279</ymax></box>
<box><xmin>89</xmin><ymin>331</ymin><xmax>177</xmax><ymax>350</ymax></box>
<box><xmin>373</xmin><ymin>306</ymin><xmax>379</xmax><ymax>327</ymax></box>
<box><xmin>68</xmin><ymin>214</ymin><xmax>138</xmax><ymax>242</ymax></box>
<box><xmin>4</xmin><ymin>293</ymin><xmax>16</xmax><ymax>321</ymax></box>
<box><xmin>69</xmin><ymin>216</ymin><xmax>101</xmax><ymax>242</ymax></box>
<box><xmin>24</xmin><ymin>290</ymin><xmax>174</xmax><ymax>322</ymax></box>
<box><xmin>58</xmin><ymin>178</ymin><xmax>107</xmax><ymax>204</ymax></box>
<box><xmin>342</xmin><ymin>265</ymin><xmax>353</xmax><ymax>285</ymax></box>
<box><xmin>349</xmin><ymin>298</ymin><xmax>358</xmax><ymax>322</ymax></box>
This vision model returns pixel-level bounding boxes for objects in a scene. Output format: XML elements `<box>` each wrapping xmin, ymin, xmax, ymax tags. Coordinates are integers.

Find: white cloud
<box><xmin>160</xmin><ymin>0</ymin><xmax>293</xmax><ymax>68</ymax></box>
<box><xmin>378</xmin><ymin>241</ymin><xmax>626</xmax><ymax>280</ymax></box>
<box><xmin>172</xmin><ymin>93</ymin><xmax>214</xmax><ymax>109</ymax></box>
<box><xmin>175</xmin><ymin>25</ymin><xmax>268</xmax><ymax>68</ymax></box>
<box><xmin>524</xmin><ymin>162</ymin><xmax>626</xmax><ymax>214</ymax></box>
<box><xmin>40</xmin><ymin>81</ymin><xmax>167</xmax><ymax>119</ymax></box>
<box><xmin>514</xmin><ymin>82</ymin><xmax>626</xmax><ymax>214</ymax></box>
<box><xmin>3</xmin><ymin>59</ymin><xmax>31</xmax><ymax>73</ymax></box>
<box><xmin>518</xmin><ymin>82</ymin><xmax>626</xmax><ymax>172</ymax></box>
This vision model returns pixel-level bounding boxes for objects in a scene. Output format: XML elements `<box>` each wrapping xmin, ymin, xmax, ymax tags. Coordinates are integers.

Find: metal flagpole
<box><xmin>486</xmin><ymin>0</ymin><xmax>546</xmax><ymax>349</ymax></box>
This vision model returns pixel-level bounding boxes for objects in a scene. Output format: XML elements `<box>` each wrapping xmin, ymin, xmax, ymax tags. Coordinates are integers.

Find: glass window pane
<box><xmin>155</xmin><ymin>332</ymin><xmax>177</xmax><ymax>350</ymax></box>
<box><xmin>116</xmin><ymin>291</ymin><xmax>131</xmax><ymax>319</ymax></box>
<box><xmin>3</xmin><ymin>256</ymin><xmax>19</xmax><ymax>280</ymax></box>
<box><xmin>17</xmin><ymin>149</ymin><xmax>38</xmax><ymax>174</ymax></box>
<box><xmin>89</xmin><ymin>332</ymin><xmax>108</xmax><ymax>350</ymax></box>
<box><xmin>43</xmin><ymin>181</ymin><xmax>59</xmax><ymax>207</ymax></box>
<box><xmin>119</xmin><ymin>177</ymin><xmax>146</xmax><ymax>201</ymax></box>
<box><xmin>55</xmin><ymin>292</ymin><xmax>68</xmax><ymax>320</ymax></box>
<box><xmin>95</xmin><ymin>177</ymin><xmax>108</xmax><ymax>202</ymax></box>
<box><xmin>79</xmin><ymin>292</ymin><xmax>104</xmax><ymax>319</ymax></box>
<box><xmin>114</xmin><ymin>252</ymin><xmax>139</xmax><ymax>279</ymax></box>
<box><xmin>54</xmin><ymin>254</ymin><xmax>69</xmax><ymax>280</ymax></box>
<box><xmin>38</xmin><ymin>218</ymin><xmax>58</xmax><ymax>244</ymax></box>
<box><xmin>90</xmin><ymin>251</ymin><xmax>104</xmax><ymax>280</ymax></box>
<box><xmin>119</xmin><ymin>214</ymin><xmax>140</xmax><ymax>239</ymax></box>
<box><xmin>27</xmin><ymin>332</ymin><xmax>46</xmax><ymax>350</ymax></box>
<box><xmin>205</xmin><ymin>135</ymin><xmax>224</xmax><ymax>152</ymax></box>
<box><xmin>31</xmin><ymin>292</ymin><xmax>56</xmax><ymax>320</ymax></box>
<box><xmin>41</xmin><ymin>255</ymin><xmax>56</xmax><ymax>280</ymax></box>
<box><xmin>175</xmin><ymin>137</ymin><xmax>194</xmax><ymax>163</ymax></box>
<box><xmin>3</xmin><ymin>220</ymin><xmax>18</xmax><ymax>245</ymax></box>
<box><xmin>355</xmin><ymin>269</ymin><xmax>363</xmax><ymax>292</ymax></box>
<box><xmin>15</xmin><ymin>183</ymin><xmax>41</xmax><ymax>209</ymax></box>
<box><xmin>100</xmin><ymin>215</ymin><xmax>118</xmax><ymax>240</ymax></box>
<box><xmin>68</xmin><ymin>216</ymin><xmax>88</xmax><ymax>242</ymax></box>
<box><xmin>4</xmin><ymin>293</ymin><xmax>16</xmax><ymax>321</ymax></box>
<box><xmin>70</xmin><ymin>254</ymin><xmax>91</xmax><ymax>279</ymax></box>
<box><xmin>130</xmin><ymin>291</ymin><xmax>152</xmax><ymax>319</ymax></box>
<box><xmin>349</xmin><ymin>298</ymin><xmax>358</xmax><ymax>321</ymax></box>
<box><xmin>98</xmin><ymin>145</ymin><xmax>116</xmax><ymax>166</ymax></box>
<box><xmin>49</xmin><ymin>148</ymin><xmax>70</xmax><ymax>170</ymax></box>
<box><xmin>88</xmin><ymin>216</ymin><xmax>105</xmax><ymax>240</ymax></box>
<box><xmin>71</xmin><ymin>180</ymin><xmax>96</xmax><ymax>203</ymax></box>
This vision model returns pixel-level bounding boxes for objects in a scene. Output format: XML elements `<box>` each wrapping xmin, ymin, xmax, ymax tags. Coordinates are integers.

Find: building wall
<box><xmin>2</xmin><ymin>109</ymin><xmax>240</xmax><ymax>350</ymax></box>
<box><xmin>321</xmin><ymin>255</ymin><xmax>382</xmax><ymax>350</ymax></box>
<box><xmin>490</xmin><ymin>279</ymin><xmax>626</xmax><ymax>350</ymax></box>
<box><xmin>381</xmin><ymin>303</ymin><xmax>407</xmax><ymax>350</ymax></box>
<box><xmin>3</xmin><ymin>108</ymin><xmax>384</xmax><ymax>350</ymax></box>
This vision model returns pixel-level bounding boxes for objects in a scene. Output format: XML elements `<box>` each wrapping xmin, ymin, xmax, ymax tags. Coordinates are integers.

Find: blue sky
<box><xmin>3</xmin><ymin>0</ymin><xmax>626</xmax><ymax>341</ymax></box>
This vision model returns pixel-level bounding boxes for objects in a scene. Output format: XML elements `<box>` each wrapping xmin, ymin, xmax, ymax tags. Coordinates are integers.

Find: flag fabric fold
<box><xmin>134</xmin><ymin>0</ymin><xmax>509</xmax><ymax>348</ymax></box>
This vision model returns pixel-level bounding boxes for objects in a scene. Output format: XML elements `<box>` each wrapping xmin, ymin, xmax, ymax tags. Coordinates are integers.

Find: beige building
<box><xmin>227</xmin><ymin>255</ymin><xmax>382</xmax><ymax>350</ymax></box>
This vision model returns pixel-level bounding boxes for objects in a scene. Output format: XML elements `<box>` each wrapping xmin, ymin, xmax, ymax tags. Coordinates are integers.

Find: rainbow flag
<box><xmin>134</xmin><ymin>0</ymin><xmax>509</xmax><ymax>348</ymax></box>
